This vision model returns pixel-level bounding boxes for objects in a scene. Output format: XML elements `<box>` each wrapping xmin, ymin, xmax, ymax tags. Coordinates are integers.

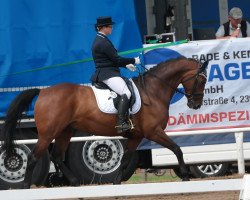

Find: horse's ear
<box><xmin>199</xmin><ymin>60</ymin><xmax>209</xmax><ymax>77</ymax></box>
<box><xmin>200</xmin><ymin>60</ymin><xmax>209</xmax><ymax>71</ymax></box>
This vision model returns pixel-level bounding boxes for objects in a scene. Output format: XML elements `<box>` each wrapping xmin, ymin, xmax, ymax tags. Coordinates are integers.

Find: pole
<box><xmin>235</xmin><ymin>132</ymin><xmax>245</xmax><ymax>174</ymax></box>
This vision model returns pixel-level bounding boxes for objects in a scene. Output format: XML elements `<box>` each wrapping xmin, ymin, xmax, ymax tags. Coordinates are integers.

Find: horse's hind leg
<box><xmin>147</xmin><ymin>129</ymin><xmax>189</xmax><ymax>181</ymax></box>
<box><xmin>50</xmin><ymin>129</ymin><xmax>79</xmax><ymax>186</ymax></box>
<box><xmin>23</xmin><ymin>140</ymin><xmax>51</xmax><ymax>189</ymax></box>
<box><xmin>23</xmin><ymin>153</ymin><xmax>38</xmax><ymax>189</ymax></box>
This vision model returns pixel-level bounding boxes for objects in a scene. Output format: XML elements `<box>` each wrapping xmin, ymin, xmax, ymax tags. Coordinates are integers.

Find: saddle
<box><xmin>91</xmin><ymin>79</ymin><xmax>141</xmax><ymax>115</ymax></box>
<box><xmin>93</xmin><ymin>78</ymin><xmax>136</xmax><ymax>111</ymax></box>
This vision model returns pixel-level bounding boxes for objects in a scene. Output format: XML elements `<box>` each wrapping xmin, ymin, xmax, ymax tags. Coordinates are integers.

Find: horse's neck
<box><xmin>134</xmin><ymin>70</ymin><xmax>180</xmax><ymax>105</ymax></box>
<box><xmin>140</xmin><ymin>61</ymin><xmax>188</xmax><ymax>100</ymax></box>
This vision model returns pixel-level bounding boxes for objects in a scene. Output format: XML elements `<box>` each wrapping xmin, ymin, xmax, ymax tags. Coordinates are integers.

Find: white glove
<box><xmin>126</xmin><ymin>64</ymin><xmax>136</xmax><ymax>72</ymax></box>
<box><xmin>134</xmin><ymin>56</ymin><xmax>141</xmax><ymax>65</ymax></box>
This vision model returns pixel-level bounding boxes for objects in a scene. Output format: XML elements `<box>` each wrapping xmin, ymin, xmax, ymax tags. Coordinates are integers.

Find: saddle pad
<box><xmin>91</xmin><ymin>80</ymin><xmax>141</xmax><ymax>114</ymax></box>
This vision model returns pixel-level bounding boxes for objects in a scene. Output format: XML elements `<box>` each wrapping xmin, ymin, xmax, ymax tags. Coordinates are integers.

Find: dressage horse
<box><xmin>1</xmin><ymin>56</ymin><xmax>208</xmax><ymax>188</ymax></box>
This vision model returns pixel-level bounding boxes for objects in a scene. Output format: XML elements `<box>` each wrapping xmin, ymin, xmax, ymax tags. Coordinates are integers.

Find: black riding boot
<box><xmin>115</xmin><ymin>95</ymin><xmax>132</xmax><ymax>134</ymax></box>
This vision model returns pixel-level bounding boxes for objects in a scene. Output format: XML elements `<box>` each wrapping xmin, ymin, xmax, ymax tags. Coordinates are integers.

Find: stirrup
<box><xmin>115</xmin><ymin>123</ymin><xmax>131</xmax><ymax>134</ymax></box>
<box><xmin>115</xmin><ymin>119</ymin><xmax>135</xmax><ymax>134</ymax></box>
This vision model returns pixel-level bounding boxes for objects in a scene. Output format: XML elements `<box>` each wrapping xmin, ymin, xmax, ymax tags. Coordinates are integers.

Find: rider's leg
<box><xmin>103</xmin><ymin>77</ymin><xmax>132</xmax><ymax>133</ymax></box>
<box><xmin>103</xmin><ymin>77</ymin><xmax>131</xmax><ymax>99</ymax></box>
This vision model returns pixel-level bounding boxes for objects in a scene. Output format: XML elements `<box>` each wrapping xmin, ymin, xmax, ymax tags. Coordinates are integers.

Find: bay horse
<box><xmin>1</xmin><ymin>56</ymin><xmax>208</xmax><ymax>188</ymax></box>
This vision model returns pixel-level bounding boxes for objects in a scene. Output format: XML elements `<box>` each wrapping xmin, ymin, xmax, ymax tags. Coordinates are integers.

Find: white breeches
<box><xmin>103</xmin><ymin>77</ymin><xmax>131</xmax><ymax>99</ymax></box>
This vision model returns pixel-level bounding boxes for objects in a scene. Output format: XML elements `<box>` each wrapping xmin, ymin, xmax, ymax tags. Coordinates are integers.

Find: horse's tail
<box><xmin>1</xmin><ymin>88</ymin><xmax>40</xmax><ymax>157</ymax></box>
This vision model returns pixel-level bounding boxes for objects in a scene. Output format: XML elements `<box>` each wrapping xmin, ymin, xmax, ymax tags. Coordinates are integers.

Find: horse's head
<box><xmin>181</xmin><ymin>60</ymin><xmax>208</xmax><ymax>109</ymax></box>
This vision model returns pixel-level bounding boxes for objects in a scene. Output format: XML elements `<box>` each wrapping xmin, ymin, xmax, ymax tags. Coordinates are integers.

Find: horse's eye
<box><xmin>200</xmin><ymin>80</ymin><xmax>206</xmax><ymax>85</ymax></box>
<box><xmin>198</xmin><ymin>77</ymin><xmax>206</xmax><ymax>85</ymax></box>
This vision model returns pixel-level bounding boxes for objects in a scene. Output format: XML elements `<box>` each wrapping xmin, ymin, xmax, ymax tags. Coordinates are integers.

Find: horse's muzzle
<box><xmin>193</xmin><ymin>104</ymin><xmax>201</xmax><ymax>110</ymax></box>
<box><xmin>187</xmin><ymin>100</ymin><xmax>202</xmax><ymax>110</ymax></box>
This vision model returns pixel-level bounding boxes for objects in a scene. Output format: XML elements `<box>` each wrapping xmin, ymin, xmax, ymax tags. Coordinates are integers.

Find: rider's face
<box><xmin>98</xmin><ymin>25</ymin><xmax>113</xmax><ymax>35</ymax></box>
<box><xmin>105</xmin><ymin>25</ymin><xmax>113</xmax><ymax>35</ymax></box>
<box><xmin>229</xmin><ymin>16</ymin><xmax>242</xmax><ymax>29</ymax></box>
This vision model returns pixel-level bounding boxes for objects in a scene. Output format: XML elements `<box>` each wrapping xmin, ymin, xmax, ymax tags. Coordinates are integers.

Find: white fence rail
<box><xmin>1</xmin><ymin>127</ymin><xmax>250</xmax><ymax>199</ymax></box>
<box><xmin>11</xmin><ymin>127</ymin><xmax>250</xmax><ymax>175</ymax></box>
<box><xmin>1</xmin><ymin>175</ymin><xmax>250</xmax><ymax>200</ymax></box>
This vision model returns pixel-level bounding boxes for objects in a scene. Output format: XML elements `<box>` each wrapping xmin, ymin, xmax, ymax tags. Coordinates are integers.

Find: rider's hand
<box><xmin>126</xmin><ymin>64</ymin><xmax>136</xmax><ymax>71</ymax></box>
<box><xmin>134</xmin><ymin>56</ymin><xmax>141</xmax><ymax>65</ymax></box>
<box><xmin>231</xmin><ymin>29</ymin><xmax>240</xmax><ymax>38</ymax></box>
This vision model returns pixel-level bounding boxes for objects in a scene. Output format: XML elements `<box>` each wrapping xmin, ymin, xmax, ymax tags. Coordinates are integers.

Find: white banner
<box><xmin>144</xmin><ymin>38</ymin><xmax>250</xmax><ymax>131</ymax></box>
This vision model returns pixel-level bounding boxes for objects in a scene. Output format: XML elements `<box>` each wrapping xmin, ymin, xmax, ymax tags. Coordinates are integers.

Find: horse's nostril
<box><xmin>194</xmin><ymin>104</ymin><xmax>201</xmax><ymax>110</ymax></box>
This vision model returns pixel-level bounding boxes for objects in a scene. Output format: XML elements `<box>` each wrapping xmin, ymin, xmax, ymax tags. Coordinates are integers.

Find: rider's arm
<box><xmin>103</xmin><ymin>40</ymin><xmax>135</xmax><ymax>67</ymax></box>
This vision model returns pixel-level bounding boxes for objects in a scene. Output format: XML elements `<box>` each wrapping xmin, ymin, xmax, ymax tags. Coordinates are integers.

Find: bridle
<box><xmin>181</xmin><ymin>67</ymin><xmax>207</xmax><ymax>104</ymax></box>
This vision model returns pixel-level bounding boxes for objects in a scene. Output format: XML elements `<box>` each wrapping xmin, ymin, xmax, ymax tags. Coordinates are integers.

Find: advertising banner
<box><xmin>144</xmin><ymin>38</ymin><xmax>250</xmax><ymax>131</ymax></box>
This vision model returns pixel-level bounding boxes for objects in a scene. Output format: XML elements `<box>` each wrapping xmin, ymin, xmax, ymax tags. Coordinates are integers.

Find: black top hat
<box><xmin>95</xmin><ymin>16</ymin><xmax>115</xmax><ymax>27</ymax></box>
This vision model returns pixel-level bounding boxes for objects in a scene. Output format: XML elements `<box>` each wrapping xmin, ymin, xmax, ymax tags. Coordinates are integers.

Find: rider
<box><xmin>91</xmin><ymin>16</ymin><xmax>141</xmax><ymax>134</ymax></box>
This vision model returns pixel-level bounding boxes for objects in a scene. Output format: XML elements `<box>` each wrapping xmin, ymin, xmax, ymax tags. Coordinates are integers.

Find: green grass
<box><xmin>125</xmin><ymin>169</ymin><xmax>180</xmax><ymax>184</ymax></box>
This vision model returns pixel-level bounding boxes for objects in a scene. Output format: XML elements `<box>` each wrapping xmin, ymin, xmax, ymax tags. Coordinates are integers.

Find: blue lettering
<box><xmin>208</xmin><ymin>64</ymin><xmax>224</xmax><ymax>82</ymax></box>
<box><xmin>224</xmin><ymin>63</ymin><xmax>240</xmax><ymax>80</ymax></box>
<box><xmin>242</xmin><ymin>62</ymin><xmax>250</xmax><ymax>79</ymax></box>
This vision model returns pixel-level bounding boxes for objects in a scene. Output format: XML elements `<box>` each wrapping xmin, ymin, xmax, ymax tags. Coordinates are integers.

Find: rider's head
<box><xmin>95</xmin><ymin>16</ymin><xmax>115</xmax><ymax>35</ymax></box>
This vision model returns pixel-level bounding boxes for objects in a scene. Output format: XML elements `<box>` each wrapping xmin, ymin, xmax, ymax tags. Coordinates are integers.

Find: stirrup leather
<box><xmin>128</xmin><ymin>118</ymin><xmax>135</xmax><ymax>130</ymax></box>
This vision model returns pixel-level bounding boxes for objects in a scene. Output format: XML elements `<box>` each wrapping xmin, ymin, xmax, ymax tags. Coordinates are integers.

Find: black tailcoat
<box><xmin>91</xmin><ymin>32</ymin><xmax>135</xmax><ymax>82</ymax></box>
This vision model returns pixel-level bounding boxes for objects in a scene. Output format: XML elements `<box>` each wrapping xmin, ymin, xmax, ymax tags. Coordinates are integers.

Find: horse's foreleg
<box><xmin>170</xmin><ymin>144</ymin><xmax>189</xmax><ymax>181</ymax></box>
<box><xmin>147</xmin><ymin>130</ymin><xmax>189</xmax><ymax>181</ymax></box>
<box><xmin>113</xmin><ymin>137</ymin><xmax>142</xmax><ymax>184</ymax></box>
<box><xmin>50</xmin><ymin>130</ymin><xmax>80</xmax><ymax>186</ymax></box>
<box><xmin>113</xmin><ymin>149</ymin><xmax>133</xmax><ymax>185</ymax></box>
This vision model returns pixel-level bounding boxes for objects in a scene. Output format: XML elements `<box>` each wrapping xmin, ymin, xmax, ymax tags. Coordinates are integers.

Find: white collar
<box><xmin>98</xmin><ymin>31</ymin><xmax>106</xmax><ymax>36</ymax></box>
<box><xmin>229</xmin><ymin>22</ymin><xmax>237</xmax><ymax>30</ymax></box>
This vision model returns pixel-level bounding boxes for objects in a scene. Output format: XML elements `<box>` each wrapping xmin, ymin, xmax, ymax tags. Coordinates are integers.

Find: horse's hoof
<box><xmin>22</xmin><ymin>183</ymin><xmax>30</xmax><ymax>189</ymax></box>
<box><xmin>113</xmin><ymin>173</ymin><xmax>122</xmax><ymax>185</ymax></box>
<box><xmin>70</xmin><ymin>178</ymin><xmax>80</xmax><ymax>186</ymax></box>
<box><xmin>113</xmin><ymin>181</ymin><xmax>121</xmax><ymax>185</ymax></box>
<box><xmin>182</xmin><ymin>177</ymin><xmax>190</xmax><ymax>181</ymax></box>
